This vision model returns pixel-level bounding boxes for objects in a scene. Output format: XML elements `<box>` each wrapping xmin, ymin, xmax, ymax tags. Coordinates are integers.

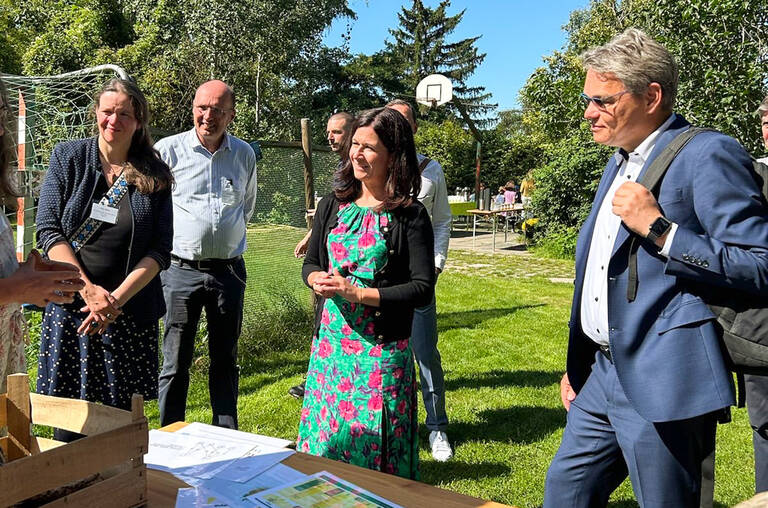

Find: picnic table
<box><xmin>147</xmin><ymin>422</ymin><xmax>513</xmax><ymax>508</ymax></box>
<box><xmin>467</xmin><ymin>204</ymin><xmax>525</xmax><ymax>252</ymax></box>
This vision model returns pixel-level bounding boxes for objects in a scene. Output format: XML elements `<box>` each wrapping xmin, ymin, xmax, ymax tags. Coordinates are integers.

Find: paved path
<box><xmin>448</xmin><ymin>227</ymin><xmax>530</xmax><ymax>256</ymax></box>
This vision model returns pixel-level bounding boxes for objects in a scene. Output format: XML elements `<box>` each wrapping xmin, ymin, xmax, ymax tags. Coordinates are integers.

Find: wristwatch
<box><xmin>646</xmin><ymin>215</ymin><xmax>672</xmax><ymax>245</ymax></box>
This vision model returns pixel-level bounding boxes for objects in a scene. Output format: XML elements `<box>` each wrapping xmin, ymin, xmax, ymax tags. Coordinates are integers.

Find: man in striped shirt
<box><xmin>155</xmin><ymin>80</ymin><xmax>258</xmax><ymax>429</ymax></box>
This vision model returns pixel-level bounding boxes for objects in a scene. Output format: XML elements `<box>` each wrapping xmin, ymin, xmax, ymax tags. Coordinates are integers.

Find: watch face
<box><xmin>650</xmin><ymin>216</ymin><xmax>671</xmax><ymax>236</ymax></box>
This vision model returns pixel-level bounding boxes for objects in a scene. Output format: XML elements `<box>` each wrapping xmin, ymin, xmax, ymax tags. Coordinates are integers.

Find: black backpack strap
<box><xmin>418</xmin><ymin>157</ymin><xmax>432</xmax><ymax>173</ymax></box>
<box><xmin>626</xmin><ymin>127</ymin><xmax>713</xmax><ymax>301</ymax></box>
<box><xmin>737</xmin><ymin>372</ymin><xmax>747</xmax><ymax>408</ymax></box>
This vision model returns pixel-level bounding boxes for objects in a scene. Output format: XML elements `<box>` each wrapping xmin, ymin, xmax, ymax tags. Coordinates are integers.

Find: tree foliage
<box><xmin>387</xmin><ymin>0</ymin><xmax>495</xmax><ymax>124</ymax></box>
<box><xmin>519</xmin><ymin>0</ymin><xmax>768</xmax><ymax>255</ymax></box>
<box><xmin>1</xmin><ymin>0</ymin><xmax>353</xmax><ymax>141</ymax></box>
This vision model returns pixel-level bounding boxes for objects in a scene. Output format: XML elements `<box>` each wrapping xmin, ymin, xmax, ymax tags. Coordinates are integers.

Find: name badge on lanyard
<box><xmin>90</xmin><ymin>202</ymin><xmax>119</xmax><ymax>224</ymax></box>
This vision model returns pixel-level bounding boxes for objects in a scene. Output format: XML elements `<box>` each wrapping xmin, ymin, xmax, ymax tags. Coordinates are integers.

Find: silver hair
<box><xmin>580</xmin><ymin>28</ymin><xmax>678</xmax><ymax>112</ymax></box>
<box><xmin>758</xmin><ymin>95</ymin><xmax>768</xmax><ymax>115</ymax></box>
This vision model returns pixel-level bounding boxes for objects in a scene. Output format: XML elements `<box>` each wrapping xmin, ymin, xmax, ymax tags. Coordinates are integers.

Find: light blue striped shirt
<box><xmin>155</xmin><ymin>129</ymin><xmax>257</xmax><ymax>260</ymax></box>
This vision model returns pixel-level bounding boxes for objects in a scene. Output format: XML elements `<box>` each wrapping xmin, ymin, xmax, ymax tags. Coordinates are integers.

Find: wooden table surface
<box><xmin>146</xmin><ymin>423</ymin><xmax>513</xmax><ymax>508</ymax></box>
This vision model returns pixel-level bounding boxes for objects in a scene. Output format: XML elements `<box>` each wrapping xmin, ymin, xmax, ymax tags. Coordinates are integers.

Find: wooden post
<box><xmin>15</xmin><ymin>91</ymin><xmax>35</xmax><ymax>261</ymax></box>
<box><xmin>301</xmin><ymin>118</ymin><xmax>315</xmax><ymax>230</ymax></box>
<box><xmin>6</xmin><ymin>373</ymin><xmax>31</xmax><ymax>460</ymax></box>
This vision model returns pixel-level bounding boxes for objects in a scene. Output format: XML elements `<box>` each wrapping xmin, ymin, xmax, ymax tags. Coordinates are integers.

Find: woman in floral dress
<box><xmin>0</xmin><ymin>79</ymin><xmax>83</xmax><ymax>395</ymax></box>
<box><xmin>299</xmin><ymin>107</ymin><xmax>435</xmax><ymax>479</ymax></box>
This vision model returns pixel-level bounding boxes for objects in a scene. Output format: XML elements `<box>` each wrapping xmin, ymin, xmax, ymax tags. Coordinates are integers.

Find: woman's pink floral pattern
<box><xmin>296</xmin><ymin>202</ymin><xmax>418</xmax><ymax>481</ymax></box>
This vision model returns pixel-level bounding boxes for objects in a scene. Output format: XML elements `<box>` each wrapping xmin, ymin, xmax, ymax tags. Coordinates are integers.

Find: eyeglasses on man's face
<box><xmin>194</xmin><ymin>104</ymin><xmax>233</xmax><ymax>117</ymax></box>
<box><xmin>579</xmin><ymin>90</ymin><xmax>630</xmax><ymax>109</ymax></box>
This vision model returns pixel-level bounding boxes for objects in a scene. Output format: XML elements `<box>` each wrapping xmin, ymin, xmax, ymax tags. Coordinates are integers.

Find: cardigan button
<box><xmin>377</xmin><ymin>334</ymin><xmax>384</xmax><ymax>340</ymax></box>
<box><xmin>374</xmin><ymin>311</ymin><xmax>381</xmax><ymax>317</ymax></box>
<box><xmin>389</xmin><ymin>249</ymin><xmax>395</xmax><ymax>255</ymax></box>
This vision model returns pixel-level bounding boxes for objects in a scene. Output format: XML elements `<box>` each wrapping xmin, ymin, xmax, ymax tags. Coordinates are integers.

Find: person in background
<box><xmin>503</xmin><ymin>181</ymin><xmax>517</xmax><ymax>206</ymax></box>
<box><xmin>743</xmin><ymin>94</ymin><xmax>768</xmax><ymax>495</ymax></box>
<box><xmin>544</xmin><ymin>29</ymin><xmax>768</xmax><ymax>506</ymax></box>
<box><xmin>289</xmin><ymin>111</ymin><xmax>353</xmax><ymax>399</ymax></box>
<box><xmin>386</xmin><ymin>99</ymin><xmax>454</xmax><ymax>462</ymax></box>
<box><xmin>520</xmin><ymin>171</ymin><xmax>535</xmax><ymax>208</ymax></box>
<box><xmin>494</xmin><ymin>186</ymin><xmax>505</xmax><ymax>206</ymax></box>
<box><xmin>35</xmin><ymin>78</ymin><xmax>172</xmax><ymax>438</ymax></box>
<box><xmin>0</xmin><ymin>78</ymin><xmax>84</xmax><ymax>396</ymax></box>
<box><xmin>298</xmin><ymin>107</ymin><xmax>435</xmax><ymax>478</ymax></box>
<box><xmin>155</xmin><ymin>80</ymin><xmax>257</xmax><ymax>429</ymax></box>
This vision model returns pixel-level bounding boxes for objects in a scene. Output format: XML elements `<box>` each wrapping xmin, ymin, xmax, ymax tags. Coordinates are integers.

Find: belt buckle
<box><xmin>197</xmin><ymin>259</ymin><xmax>214</xmax><ymax>271</ymax></box>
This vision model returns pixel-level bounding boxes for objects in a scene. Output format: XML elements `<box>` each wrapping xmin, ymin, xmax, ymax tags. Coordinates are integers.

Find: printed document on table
<box><xmin>175</xmin><ymin>487</ymin><xmax>231</xmax><ymax>507</ymax></box>
<box><xmin>177</xmin><ymin>422</ymin><xmax>293</xmax><ymax>449</ymax></box>
<box><xmin>250</xmin><ymin>471</ymin><xmax>403</xmax><ymax>508</ymax></box>
<box><xmin>175</xmin><ymin>463</ymin><xmax>309</xmax><ymax>507</ymax></box>
<box><xmin>146</xmin><ymin>429</ymin><xmax>293</xmax><ymax>481</ymax></box>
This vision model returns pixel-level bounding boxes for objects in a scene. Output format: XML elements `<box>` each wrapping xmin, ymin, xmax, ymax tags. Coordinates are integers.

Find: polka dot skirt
<box><xmin>36</xmin><ymin>302</ymin><xmax>159</xmax><ymax>410</ymax></box>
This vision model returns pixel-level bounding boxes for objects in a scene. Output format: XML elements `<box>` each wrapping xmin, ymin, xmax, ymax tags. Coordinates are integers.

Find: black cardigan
<box><xmin>302</xmin><ymin>194</ymin><xmax>435</xmax><ymax>344</ymax></box>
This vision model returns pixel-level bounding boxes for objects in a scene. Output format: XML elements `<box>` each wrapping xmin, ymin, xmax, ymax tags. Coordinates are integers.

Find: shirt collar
<box><xmin>187</xmin><ymin>128</ymin><xmax>231</xmax><ymax>153</ymax></box>
<box><xmin>613</xmin><ymin>113</ymin><xmax>675</xmax><ymax>166</ymax></box>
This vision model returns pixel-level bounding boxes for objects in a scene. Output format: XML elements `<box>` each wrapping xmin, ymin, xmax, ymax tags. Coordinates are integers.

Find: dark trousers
<box><xmin>158</xmin><ymin>259</ymin><xmax>246</xmax><ymax>428</ymax></box>
<box><xmin>746</xmin><ymin>374</ymin><xmax>768</xmax><ymax>493</ymax></box>
<box><xmin>544</xmin><ymin>351</ymin><xmax>718</xmax><ymax>508</ymax></box>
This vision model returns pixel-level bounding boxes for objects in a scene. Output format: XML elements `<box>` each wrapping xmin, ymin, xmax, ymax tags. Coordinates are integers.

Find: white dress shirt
<box><xmin>581</xmin><ymin>115</ymin><xmax>677</xmax><ymax>346</ymax></box>
<box><xmin>155</xmin><ymin>129</ymin><xmax>258</xmax><ymax>260</ymax></box>
<box><xmin>417</xmin><ymin>154</ymin><xmax>451</xmax><ymax>271</ymax></box>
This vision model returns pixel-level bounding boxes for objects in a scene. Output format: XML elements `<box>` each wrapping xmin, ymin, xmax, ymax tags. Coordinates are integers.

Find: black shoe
<box><xmin>288</xmin><ymin>382</ymin><xmax>305</xmax><ymax>399</ymax></box>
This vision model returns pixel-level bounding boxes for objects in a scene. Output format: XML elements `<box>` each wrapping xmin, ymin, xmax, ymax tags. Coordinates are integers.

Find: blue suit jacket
<box><xmin>567</xmin><ymin>115</ymin><xmax>768</xmax><ymax>422</ymax></box>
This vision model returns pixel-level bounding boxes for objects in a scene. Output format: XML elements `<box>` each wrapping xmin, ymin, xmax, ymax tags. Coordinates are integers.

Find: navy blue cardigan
<box><xmin>36</xmin><ymin>137</ymin><xmax>173</xmax><ymax>323</ymax></box>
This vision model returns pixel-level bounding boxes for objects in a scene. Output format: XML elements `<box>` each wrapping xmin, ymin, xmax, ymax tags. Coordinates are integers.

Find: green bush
<box><xmin>532</xmin><ymin>225</ymin><xmax>579</xmax><ymax>259</ymax></box>
<box><xmin>528</xmin><ymin>129</ymin><xmax>610</xmax><ymax>259</ymax></box>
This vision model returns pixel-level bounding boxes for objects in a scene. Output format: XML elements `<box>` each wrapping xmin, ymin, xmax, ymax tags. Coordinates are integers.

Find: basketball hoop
<box><xmin>416</xmin><ymin>74</ymin><xmax>453</xmax><ymax>107</ymax></box>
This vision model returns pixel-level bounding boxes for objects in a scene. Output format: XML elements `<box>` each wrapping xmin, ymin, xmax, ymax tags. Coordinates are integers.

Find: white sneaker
<box><xmin>429</xmin><ymin>431</ymin><xmax>453</xmax><ymax>462</ymax></box>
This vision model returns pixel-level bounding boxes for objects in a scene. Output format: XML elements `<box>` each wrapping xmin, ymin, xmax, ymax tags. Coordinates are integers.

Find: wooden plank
<box><xmin>0</xmin><ymin>393</ymin><xmax>6</xmax><ymax>425</ymax></box>
<box><xmin>34</xmin><ymin>436</ymin><xmax>65</xmax><ymax>452</ymax></box>
<box><xmin>147</xmin><ymin>469</ymin><xmax>189</xmax><ymax>507</ymax></box>
<box><xmin>0</xmin><ymin>420</ymin><xmax>147</xmax><ymax>506</ymax></box>
<box><xmin>0</xmin><ymin>435</ymin><xmax>29</xmax><ymax>462</ymax></box>
<box><xmin>6</xmin><ymin>373</ymin><xmax>31</xmax><ymax>460</ymax></box>
<box><xmin>282</xmin><ymin>453</ymin><xmax>512</xmax><ymax>508</ymax></box>
<box><xmin>41</xmin><ymin>467</ymin><xmax>146</xmax><ymax>508</ymax></box>
<box><xmin>29</xmin><ymin>393</ymin><xmax>133</xmax><ymax>435</ymax></box>
<box><xmin>148</xmin><ymin>422</ymin><xmax>513</xmax><ymax>508</ymax></box>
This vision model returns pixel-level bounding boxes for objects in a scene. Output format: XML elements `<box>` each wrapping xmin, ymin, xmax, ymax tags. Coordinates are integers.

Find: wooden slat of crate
<box><xmin>40</xmin><ymin>466</ymin><xmax>147</xmax><ymax>508</ymax></box>
<box><xmin>6</xmin><ymin>373</ymin><xmax>31</xmax><ymax>460</ymax></box>
<box><xmin>34</xmin><ymin>436</ymin><xmax>65</xmax><ymax>452</ymax></box>
<box><xmin>29</xmin><ymin>392</ymin><xmax>133</xmax><ymax>435</ymax></box>
<box><xmin>0</xmin><ymin>420</ymin><xmax>147</xmax><ymax>506</ymax></box>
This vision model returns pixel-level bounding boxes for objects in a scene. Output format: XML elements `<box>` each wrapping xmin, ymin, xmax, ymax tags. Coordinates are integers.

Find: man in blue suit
<box><xmin>544</xmin><ymin>28</ymin><xmax>768</xmax><ymax>507</ymax></box>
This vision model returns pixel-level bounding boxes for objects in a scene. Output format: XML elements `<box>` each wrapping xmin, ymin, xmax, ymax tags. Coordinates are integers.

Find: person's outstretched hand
<box><xmin>10</xmin><ymin>250</ymin><xmax>84</xmax><ymax>307</ymax></box>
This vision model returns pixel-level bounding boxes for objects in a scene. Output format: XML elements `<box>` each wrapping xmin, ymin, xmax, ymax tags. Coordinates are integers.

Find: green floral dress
<box><xmin>297</xmin><ymin>202</ymin><xmax>419</xmax><ymax>479</ymax></box>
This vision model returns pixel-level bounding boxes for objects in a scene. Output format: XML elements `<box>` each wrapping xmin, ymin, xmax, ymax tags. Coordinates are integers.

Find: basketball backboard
<box><xmin>416</xmin><ymin>74</ymin><xmax>453</xmax><ymax>107</ymax></box>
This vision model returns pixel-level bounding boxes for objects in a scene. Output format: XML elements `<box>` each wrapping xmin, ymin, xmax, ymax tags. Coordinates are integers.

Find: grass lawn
<box><xmin>25</xmin><ymin>226</ymin><xmax>756</xmax><ymax>507</ymax></box>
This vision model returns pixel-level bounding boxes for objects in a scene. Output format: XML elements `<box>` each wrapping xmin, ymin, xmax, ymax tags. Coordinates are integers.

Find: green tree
<box><xmin>519</xmin><ymin>0</ymin><xmax>768</xmax><ymax>256</ymax></box>
<box><xmin>387</xmin><ymin>0</ymin><xmax>495</xmax><ymax>124</ymax></box>
<box><xmin>2</xmin><ymin>0</ymin><xmax>354</xmax><ymax>141</ymax></box>
<box><xmin>414</xmin><ymin>119</ymin><xmax>475</xmax><ymax>191</ymax></box>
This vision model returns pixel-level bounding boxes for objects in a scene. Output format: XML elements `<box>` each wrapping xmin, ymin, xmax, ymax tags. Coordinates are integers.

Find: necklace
<box><xmin>100</xmin><ymin>154</ymin><xmax>127</xmax><ymax>184</ymax></box>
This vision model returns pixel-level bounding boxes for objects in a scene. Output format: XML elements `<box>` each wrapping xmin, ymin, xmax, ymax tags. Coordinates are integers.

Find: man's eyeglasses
<box><xmin>194</xmin><ymin>105</ymin><xmax>233</xmax><ymax>117</ymax></box>
<box><xmin>579</xmin><ymin>90</ymin><xmax>630</xmax><ymax>109</ymax></box>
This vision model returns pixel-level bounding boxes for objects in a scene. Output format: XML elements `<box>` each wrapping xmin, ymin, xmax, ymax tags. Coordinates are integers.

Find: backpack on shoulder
<box><xmin>627</xmin><ymin>127</ymin><xmax>768</xmax><ymax>406</ymax></box>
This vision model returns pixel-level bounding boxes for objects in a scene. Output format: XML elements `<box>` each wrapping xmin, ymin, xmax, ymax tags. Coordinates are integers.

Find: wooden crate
<box><xmin>0</xmin><ymin>373</ymin><xmax>148</xmax><ymax>507</ymax></box>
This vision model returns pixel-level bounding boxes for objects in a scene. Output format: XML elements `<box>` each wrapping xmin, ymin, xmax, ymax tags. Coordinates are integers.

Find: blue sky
<box><xmin>322</xmin><ymin>0</ymin><xmax>590</xmax><ymax>112</ymax></box>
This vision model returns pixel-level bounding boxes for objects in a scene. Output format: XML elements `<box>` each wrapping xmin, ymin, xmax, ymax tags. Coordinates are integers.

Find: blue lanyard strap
<box><xmin>69</xmin><ymin>173</ymin><xmax>129</xmax><ymax>253</ymax></box>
